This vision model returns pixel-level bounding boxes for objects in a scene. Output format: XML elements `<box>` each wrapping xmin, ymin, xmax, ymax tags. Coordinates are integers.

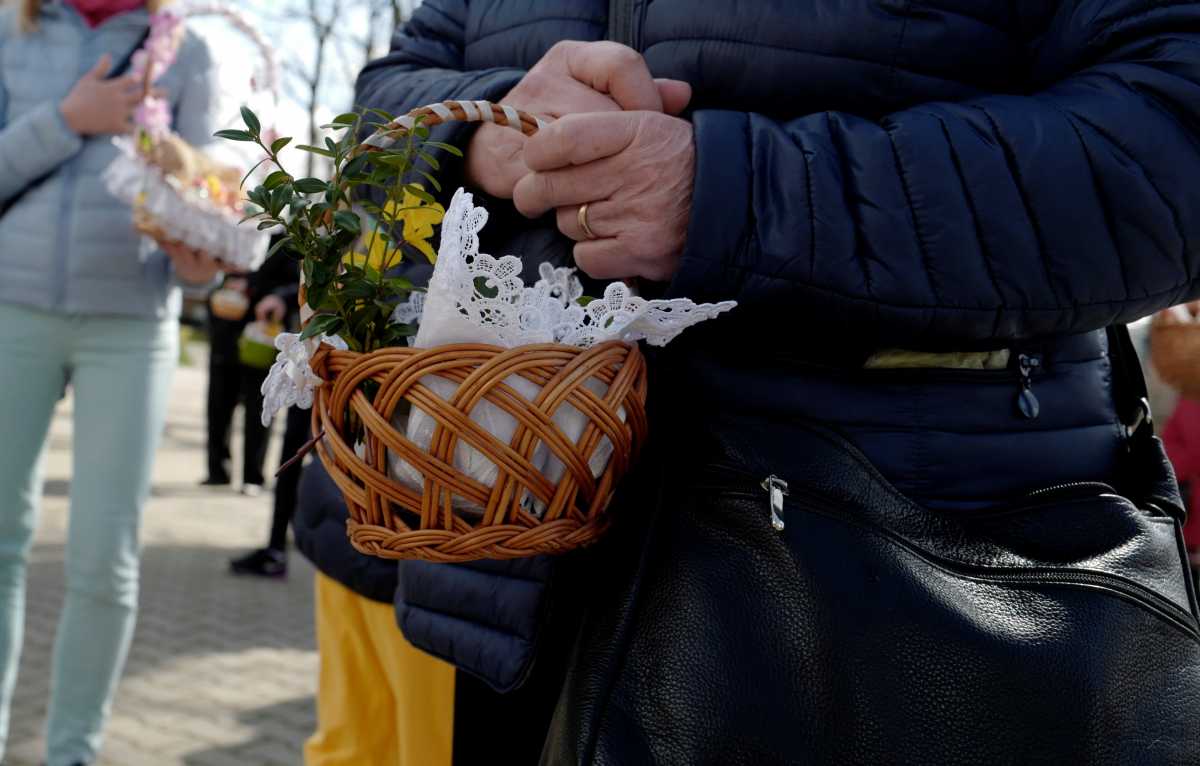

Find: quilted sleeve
<box><xmin>0</xmin><ymin>13</ymin><xmax>82</xmax><ymax>205</ymax></box>
<box><xmin>354</xmin><ymin>0</ymin><xmax>524</xmax><ymax>187</ymax></box>
<box><xmin>670</xmin><ymin>0</ymin><xmax>1200</xmax><ymax>345</ymax></box>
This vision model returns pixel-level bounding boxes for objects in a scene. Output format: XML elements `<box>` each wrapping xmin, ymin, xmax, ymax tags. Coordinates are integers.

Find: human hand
<box><xmin>162</xmin><ymin>240</ymin><xmax>223</xmax><ymax>284</ymax></box>
<box><xmin>512</xmin><ymin>110</ymin><xmax>695</xmax><ymax>283</ymax></box>
<box><xmin>59</xmin><ymin>54</ymin><xmax>147</xmax><ymax>136</ymax></box>
<box><xmin>466</xmin><ymin>41</ymin><xmax>691</xmax><ymax>199</ymax></box>
<box><xmin>255</xmin><ymin>293</ymin><xmax>287</xmax><ymax>323</ymax></box>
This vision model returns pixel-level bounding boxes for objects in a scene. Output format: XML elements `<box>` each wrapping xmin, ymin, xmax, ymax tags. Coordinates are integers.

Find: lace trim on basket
<box><xmin>259</xmin><ymin>332</ymin><xmax>347</xmax><ymax>427</ymax></box>
<box><xmin>415</xmin><ymin>188</ymin><xmax>737</xmax><ymax>349</ymax></box>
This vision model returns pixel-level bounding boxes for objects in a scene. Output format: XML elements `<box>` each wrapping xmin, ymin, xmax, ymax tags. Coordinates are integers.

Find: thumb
<box><xmin>87</xmin><ymin>53</ymin><xmax>113</xmax><ymax>80</ymax></box>
<box><xmin>655</xmin><ymin>79</ymin><xmax>692</xmax><ymax>116</ymax></box>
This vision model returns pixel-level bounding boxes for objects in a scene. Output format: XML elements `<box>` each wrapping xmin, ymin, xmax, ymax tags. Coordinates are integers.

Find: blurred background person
<box><xmin>0</xmin><ymin>1</ymin><xmax>219</xmax><ymax>764</ymax></box>
<box><xmin>1154</xmin><ymin>301</ymin><xmax>1200</xmax><ymax>576</ymax></box>
<box><xmin>202</xmin><ymin>245</ymin><xmax>296</xmax><ymax>497</ymax></box>
<box><xmin>228</xmin><ymin>260</ymin><xmax>307</xmax><ymax>578</ymax></box>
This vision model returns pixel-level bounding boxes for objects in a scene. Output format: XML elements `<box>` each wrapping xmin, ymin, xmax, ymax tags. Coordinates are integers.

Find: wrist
<box><xmin>58</xmin><ymin>100</ymin><xmax>85</xmax><ymax>136</ymax></box>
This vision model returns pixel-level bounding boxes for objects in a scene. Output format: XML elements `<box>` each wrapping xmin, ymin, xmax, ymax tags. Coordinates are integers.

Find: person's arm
<box><xmin>354</xmin><ymin>0</ymin><xmax>525</xmax><ymax>189</ymax></box>
<box><xmin>669</xmin><ymin>0</ymin><xmax>1200</xmax><ymax>346</ymax></box>
<box><xmin>0</xmin><ymin>19</ymin><xmax>84</xmax><ymax>205</ymax></box>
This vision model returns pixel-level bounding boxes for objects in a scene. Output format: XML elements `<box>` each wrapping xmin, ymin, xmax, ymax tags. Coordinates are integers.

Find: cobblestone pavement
<box><xmin>7</xmin><ymin>343</ymin><xmax>318</xmax><ymax>766</ymax></box>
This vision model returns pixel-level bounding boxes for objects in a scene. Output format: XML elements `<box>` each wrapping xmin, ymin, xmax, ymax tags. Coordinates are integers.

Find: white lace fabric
<box><xmin>260</xmin><ymin>332</ymin><xmax>346</xmax><ymax>427</ymax></box>
<box><xmin>415</xmin><ymin>189</ymin><xmax>737</xmax><ymax>349</ymax></box>
<box><xmin>104</xmin><ymin>137</ymin><xmax>270</xmax><ymax>271</ymax></box>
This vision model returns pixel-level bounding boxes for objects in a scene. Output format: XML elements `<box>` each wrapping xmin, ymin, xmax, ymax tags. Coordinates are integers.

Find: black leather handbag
<box><xmin>541</xmin><ymin>327</ymin><xmax>1200</xmax><ymax>765</ymax></box>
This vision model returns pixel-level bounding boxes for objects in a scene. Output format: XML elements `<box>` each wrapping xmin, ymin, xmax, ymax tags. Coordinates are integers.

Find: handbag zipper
<box><xmin>761</xmin><ymin>475</ymin><xmax>789</xmax><ymax>531</ymax></box>
<box><xmin>699</xmin><ymin>465</ymin><xmax>1200</xmax><ymax>640</ymax></box>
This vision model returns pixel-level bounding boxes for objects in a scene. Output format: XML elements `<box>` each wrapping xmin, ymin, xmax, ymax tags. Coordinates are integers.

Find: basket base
<box><xmin>345</xmin><ymin>517</ymin><xmax>611</xmax><ymax>562</ymax></box>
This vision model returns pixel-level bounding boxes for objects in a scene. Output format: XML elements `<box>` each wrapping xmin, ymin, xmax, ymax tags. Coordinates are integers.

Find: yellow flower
<box><xmin>345</xmin><ymin>187</ymin><xmax>445</xmax><ymax>272</ymax></box>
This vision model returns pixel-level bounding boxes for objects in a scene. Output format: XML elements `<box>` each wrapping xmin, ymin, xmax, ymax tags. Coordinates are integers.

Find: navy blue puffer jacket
<box><xmin>358</xmin><ymin>0</ymin><xmax>1200</xmax><ymax>506</ymax></box>
<box><xmin>355</xmin><ymin>0</ymin><xmax>1200</xmax><ymax>702</ymax></box>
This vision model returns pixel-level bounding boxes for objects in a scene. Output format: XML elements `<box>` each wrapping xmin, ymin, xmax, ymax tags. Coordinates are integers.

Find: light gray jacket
<box><xmin>0</xmin><ymin>1</ymin><xmax>217</xmax><ymax>320</ymax></box>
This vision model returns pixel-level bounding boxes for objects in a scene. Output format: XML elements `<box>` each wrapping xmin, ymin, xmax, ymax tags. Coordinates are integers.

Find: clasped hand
<box><xmin>466</xmin><ymin>41</ymin><xmax>695</xmax><ymax>283</ymax></box>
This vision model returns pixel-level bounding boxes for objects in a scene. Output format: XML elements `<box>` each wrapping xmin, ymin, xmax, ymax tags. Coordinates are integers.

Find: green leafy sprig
<box><xmin>217</xmin><ymin>106</ymin><xmax>462</xmax><ymax>352</ymax></box>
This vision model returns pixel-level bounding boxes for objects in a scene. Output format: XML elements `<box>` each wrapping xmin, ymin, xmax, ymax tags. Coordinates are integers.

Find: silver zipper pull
<box><xmin>761</xmin><ymin>475</ymin><xmax>789</xmax><ymax>532</ymax></box>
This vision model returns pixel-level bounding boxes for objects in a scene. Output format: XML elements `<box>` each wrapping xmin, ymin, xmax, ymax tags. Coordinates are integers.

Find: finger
<box><xmin>523</xmin><ymin>112</ymin><xmax>638</xmax><ymax>172</ymax></box>
<box><xmin>87</xmin><ymin>53</ymin><xmax>113</xmax><ymax>80</ymax></box>
<box><xmin>655</xmin><ymin>79</ymin><xmax>693</xmax><ymax>116</ymax></box>
<box><xmin>513</xmin><ymin>157</ymin><xmax>624</xmax><ymax>218</ymax></box>
<box><xmin>573</xmin><ymin>238</ymin><xmax>636</xmax><ymax>281</ymax></box>
<box><xmin>561</xmin><ymin>41</ymin><xmax>662</xmax><ymax>112</ymax></box>
<box><xmin>556</xmin><ymin>199</ymin><xmax>620</xmax><ymax>242</ymax></box>
<box><xmin>507</xmin><ymin>71</ymin><xmax>621</xmax><ymax>118</ymax></box>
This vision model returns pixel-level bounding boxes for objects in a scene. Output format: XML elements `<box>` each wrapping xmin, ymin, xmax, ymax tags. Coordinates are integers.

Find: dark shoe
<box><xmin>229</xmin><ymin>547</ymin><xmax>287</xmax><ymax>578</ymax></box>
<box><xmin>200</xmin><ymin>475</ymin><xmax>231</xmax><ymax>487</ymax></box>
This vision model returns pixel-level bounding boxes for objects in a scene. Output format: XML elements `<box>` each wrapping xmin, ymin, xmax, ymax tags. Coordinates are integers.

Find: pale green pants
<box><xmin>0</xmin><ymin>301</ymin><xmax>177</xmax><ymax>766</ymax></box>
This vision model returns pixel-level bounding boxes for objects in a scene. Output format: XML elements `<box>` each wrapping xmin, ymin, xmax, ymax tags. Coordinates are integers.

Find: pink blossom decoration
<box><xmin>134</xmin><ymin>95</ymin><xmax>173</xmax><ymax>140</ymax></box>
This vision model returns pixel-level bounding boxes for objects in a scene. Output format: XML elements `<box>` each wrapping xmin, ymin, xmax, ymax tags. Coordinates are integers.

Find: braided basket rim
<box><xmin>309</xmin><ymin>339</ymin><xmax>648</xmax><ymax>562</ymax></box>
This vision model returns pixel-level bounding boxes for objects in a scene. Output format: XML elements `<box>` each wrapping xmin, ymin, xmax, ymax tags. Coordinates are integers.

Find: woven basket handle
<box><xmin>356</xmin><ymin>100</ymin><xmax>547</xmax><ymax>155</ymax></box>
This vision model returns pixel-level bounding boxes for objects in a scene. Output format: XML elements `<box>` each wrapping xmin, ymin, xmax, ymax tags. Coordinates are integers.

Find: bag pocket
<box><xmin>694</xmin><ymin>458</ymin><xmax>1200</xmax><ymax>644</ymax></box>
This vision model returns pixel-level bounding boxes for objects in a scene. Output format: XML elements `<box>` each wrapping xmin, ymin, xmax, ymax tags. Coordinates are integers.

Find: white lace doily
<box><xmin>104</xmin><ymin>137</ymin><xmax>270</xmax><ymax>271</ymax></box>
<box><xmin>413</xmin><ymin>188</ymin><xmax>737</xmax><ymax>350</ymax></box>
<box><xmin>259</xmin><ymin>332</ymin><xmax>346</xmax><ymax>427</ymax></box>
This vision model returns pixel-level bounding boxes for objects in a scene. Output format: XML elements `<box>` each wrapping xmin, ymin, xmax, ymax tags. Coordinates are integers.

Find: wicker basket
<box><xmin>1151</xmin><ymin>303</ymin><xmax>1200</xmax><ymax>399</ymax></box>
<box><xmin>306</xmin><ymin>101</ymin><xmax>648</xmax><ymax>562</ymax></box>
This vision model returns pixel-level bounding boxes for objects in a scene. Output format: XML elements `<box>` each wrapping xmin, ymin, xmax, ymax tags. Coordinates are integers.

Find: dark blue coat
<box><xmin>354</xmin><ymin>0</ymin><xmax>1200</xmax><ymax>696</ymax></box>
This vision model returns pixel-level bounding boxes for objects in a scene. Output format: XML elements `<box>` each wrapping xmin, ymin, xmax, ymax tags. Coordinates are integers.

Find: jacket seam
<box><xmin>1059</xmin><ymin>112</ymin><xmax>1133</xmax><ymax>302</ymax></box>
<box><xmin>882</xmin><ymin>121</ymin><xmax>941</xmax><ymax>303</ymax></box>
<box><xmin>641</xmin><ymin>36</ymin><xmax>976</xmax><ymax>85</ymax></box>
<box><xmin>730</xmin><ymin>263</ymin><xmax>1192</xmax><ymax>312</ymax></box>
<box><xmin>469</xmin><ymin>15</ymin><xmax>605</xmax><ymax>48</ymax></box>
<box><xmin>971</xmin><ymin>104</ymin><xmax>1062</xmax><ymax>306</ymax></box>
<box><xmin>801</xmin><ymin>142</ymin><xmax>817</xmax><ymax>282</ymax></box>
<box><xmin>930</xmin><ymin>114</ymin><xmax>1008</xmax><ymax>330</ymax></box>
<box><xmin>1085</xmin><ymin>1</ymin><xmax>1200</xmax><ymax>50</ymax></box>
<box><xmin>824</xmin><ymin>111</ymin><xmax>874</xmax><ymax>298</ymax></box>
<box><xmin>1060</xmin><ymin>104</ymin><xmax>1192</xmax><ymax>286</ymax></box>
<box><xmin>904</xmin><ymin>0</ymin><xmax>1011</xmax><ymax>35</ymax></box>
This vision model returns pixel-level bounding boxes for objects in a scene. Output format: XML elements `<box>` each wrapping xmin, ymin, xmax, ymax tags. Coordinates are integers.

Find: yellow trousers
<box><xmin>305</xmin><ymin>572</ymin><xmax>455</xmax><ymax>766</ymax></box>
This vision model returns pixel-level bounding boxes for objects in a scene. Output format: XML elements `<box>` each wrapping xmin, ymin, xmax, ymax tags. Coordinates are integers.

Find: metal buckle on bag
<box><xmin>1124</xmin><ymin>397</ymin><xmax>1153</xmax><ymax>444</ymax></box>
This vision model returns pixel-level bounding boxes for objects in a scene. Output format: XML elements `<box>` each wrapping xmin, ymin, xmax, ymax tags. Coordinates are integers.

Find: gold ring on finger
<box><xmin>578</xmin><ymin>203</ymin><xmax>597</xmax><ymax>241</ymax></box>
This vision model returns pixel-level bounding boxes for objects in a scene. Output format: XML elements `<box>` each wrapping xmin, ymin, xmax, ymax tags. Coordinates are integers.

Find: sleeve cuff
<box><xmin>666</xmin><ymin>110</ymin><xmax>752</xmax><ymax>304</ymax></box>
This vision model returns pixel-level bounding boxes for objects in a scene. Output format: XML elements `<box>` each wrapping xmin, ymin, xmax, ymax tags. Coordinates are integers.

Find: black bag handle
<box><xmin>1107</xmin><ymin>324</ymin><xmax>1153</xmax><ymax>442</ymax></box>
